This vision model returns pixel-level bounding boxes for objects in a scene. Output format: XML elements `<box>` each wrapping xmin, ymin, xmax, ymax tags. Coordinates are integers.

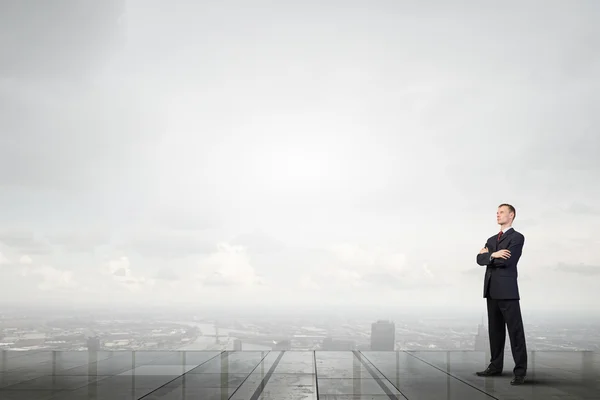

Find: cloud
<box><xmin>461</xmin><ymin>266</ymin><xmax>534</xmax><ymax>282</ymax></box>
<box><xmin>462</xmin><ymin>267</ymin><xmax>485</xmax><ymax>277</ymax></box>
<box><xmin>133</xmin><ymin>243</ymin><xmax>268</xmax><ymax>305</ymax></box>
<box><xmin>553</xmin><ymin>262</ymin><xmax>600</xmax><ymax>276</ymax></box>
<box><xmin>0</xmin><ymin>1</ymin><xmax>163</xmax><ymax>191</ymax></box>
<box><xmin>119</xmin><ymin>231</ymin><xmax>214</xmax><ymax>259</ymax></box>
<box><xmin>513</xmin><ymin>218</ymin><xmax>539</xmax><ymax>227</ymax></box>
<box><xmin>19</xmin><ymin>255</ymin><xmax>32</xmax><ymax>265</ymax></box>
<box><xmin>0</xmin><ymin>252</ymin><xmax>9</xmax><ymax>265</ymax></box>
<box><xmin>0</xmin><ymin>254</ymin><xmax>155</xmax><ymax>303</ymax></box>
<box><xmin>20</xmin><ymin>264</ymin><xmax>78</xmax><ymax>291</ymax></box>
<box><xmin>106</xmin><ymin>256</ymin><xmax>132</xmax><ymax>277</ymax></box>
<box><xmin>299</xmin><ymin>244</ymin><xmax>440</xmax><ymax>294</ymax></box>
<box><xmin>104</xmin><ymin>256</ymin><xmax>152</xmax><ymax>293</ymax></box>
<box><xmin>464</xmin><ymin>263</ymin><xmax>600</xmax><ymax>280</ymax></box>
<box><xmin>0</xmin><ymin>229</ymin><xmax>109</xmax><ymax>256</ymax></box>
<box><xmin>361</xmin><ymin>262</ymin><xmax>438</xmax><ymax>291</ymax></box>
<box><xmin>152</xmin><ymin>209</ymin><xmax>220</xmax><ymax>231</ymax></box>
<box><xmin>0</xmin><ymin>1</ymin><xmax>599</xmax><ymax>311</ymax></box>
<box><xmin>298</xmin><ymin>275</ymin><xmax>321</xmax><ymax>291</ymax></box>
<box><xmin>0</xmin><ymin>241</ymin><xmax>267</xmax><ymax>306</ymax></box>
<box><xmin>196</xmin><ymin>243</ymin><xmax>263</xmax><ymax>287</ymax></box>
<box><xmin>0</xmin><ymin>231</ymin><xmax>53</xmax><ymax>255</ymax></box>
<box><xmin>154</xmin><ymin>267</ymin><xmax>180</xmax><ymax>281</ymax></box>
<box><xmin>0</xmin><ymin>0</ymin><xmax>125</xmax><ymax>82</ymax></box>
<box><xmin>563</xmin><ymin>202</ymin><xmax>600</xmax><ymax>215</ymax></box>
<box><xmin>0</xmin><ymin>253</ymin><xmax>82</xmax><ymax>301</ymax></box>
<box><xmin>0</xmin><ymin>82</ymin><xmax>163</xmax><ymax>190</ymax></box>
<box><xmin>329</xmin><ymin>243</ymin><xmax>407</xmax><ymax>273</ymax></box>
<box><xmin>46</xmin><ymin>230</ymin><xmax>111</xmax><ymax>253</ymax></box>
<box><xmin>229</xmin><ymin>231</ymin><xmax>285</xmax><ymax>254</ymax></box>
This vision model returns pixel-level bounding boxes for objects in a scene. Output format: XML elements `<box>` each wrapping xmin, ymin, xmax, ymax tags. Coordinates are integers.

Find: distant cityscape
<box><xmin>1</xmin><ymin>308</ymin><xmax>599</xmax><ymax>353</ymax></box>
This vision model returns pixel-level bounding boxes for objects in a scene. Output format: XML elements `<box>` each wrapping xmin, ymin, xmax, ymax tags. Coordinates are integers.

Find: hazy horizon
<box><xmin>1</xmin><ymin>1</ymin><xmax>599</xmax><ymax>314</ymax></box>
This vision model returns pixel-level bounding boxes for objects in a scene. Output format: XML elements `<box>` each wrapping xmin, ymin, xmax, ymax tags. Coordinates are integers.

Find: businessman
<box><xmin>475</xmin><ymin>203</ymin><xmax>527</xmax><ymax>385</ymax></box>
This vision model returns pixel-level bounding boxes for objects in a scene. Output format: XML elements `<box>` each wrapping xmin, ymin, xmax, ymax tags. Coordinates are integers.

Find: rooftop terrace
<box><xmin>0</xmin><ymin>350</ymin><xmax>598</xmax><ymax>399</ymax></box>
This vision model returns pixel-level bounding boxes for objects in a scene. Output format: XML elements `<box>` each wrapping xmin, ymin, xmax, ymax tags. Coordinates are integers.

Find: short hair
<box><xmin>498</xmin><ymin>203</ymin><xmax>516</xmax><ymax>220</ymax></box>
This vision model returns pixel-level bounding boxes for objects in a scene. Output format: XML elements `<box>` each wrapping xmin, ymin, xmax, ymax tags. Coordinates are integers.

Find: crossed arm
<box><xmin>476</xmin><ymin>235</ymin><xmax>525</xmax><ymax>268</ymax></box>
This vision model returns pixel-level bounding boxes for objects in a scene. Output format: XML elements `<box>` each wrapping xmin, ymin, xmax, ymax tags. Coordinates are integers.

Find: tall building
<box><xmin>86</xmin><ymin>336</ymin><xmax>100</xmax><ymax>352</ymax></box>
<box><xmin>371</xmin><ymin>320</ymin><xmax>395</xmax><ymax>351</ymax></box>
<box><xmin>474</xmin><ymin>318</ymin><xmax>490</xmax><ymax>352</ymax></box>
<box><xmin>233</xmin><ymin>339</ymin><xmax>242</xmax><ymax>351</ymax></box>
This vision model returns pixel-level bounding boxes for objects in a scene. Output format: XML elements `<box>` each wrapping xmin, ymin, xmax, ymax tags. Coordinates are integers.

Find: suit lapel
<box><xmin>488</xmin><ymin>237</ymin><xmax>497</xmax><ymax>252</ymax></box>
<box><xmin>498</xmin><ymin>228</ymin><xmax>514</xmax><ymax>247</ymax></box>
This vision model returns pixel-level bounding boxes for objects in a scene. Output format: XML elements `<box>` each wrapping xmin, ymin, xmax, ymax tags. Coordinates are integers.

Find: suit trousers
<box><xmin>486</xmin><ymin>297</ymin><xmax>527</xmax><ymax>376</ymax></box>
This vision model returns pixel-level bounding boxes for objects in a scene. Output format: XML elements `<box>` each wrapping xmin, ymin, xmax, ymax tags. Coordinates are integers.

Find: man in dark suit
<box><xmin>475</xmin><ymin>203</ymin><xmax>527</xmax><ymax>385</ymax></box>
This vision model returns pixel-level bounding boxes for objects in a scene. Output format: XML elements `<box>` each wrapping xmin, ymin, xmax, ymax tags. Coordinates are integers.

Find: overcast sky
<box><xmin>1</xmin><ymin>0</ymin><xmax>599</xmax><ymax>314</ymax></box>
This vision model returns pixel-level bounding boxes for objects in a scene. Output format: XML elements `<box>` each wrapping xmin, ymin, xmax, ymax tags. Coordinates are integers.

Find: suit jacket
<box><xmin>476</xmin><ymin>228</ymin><xmax>525</xmax><ymax>300</ymax></box>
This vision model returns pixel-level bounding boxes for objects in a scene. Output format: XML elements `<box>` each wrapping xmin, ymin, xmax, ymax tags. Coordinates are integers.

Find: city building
<box><xmin>86</xmin><ymin>336</ymin><xmax>101</xmax><ymax>352</ymax></box>
<box><xmin>322</xmin><ymin>337</ymin><xmax>356</xmax><ymax>350</ymax></box>
<box><xmin>371</xmin><ymin>320</ymin><xmax>395</xmax><ymax>350</ymax></box>
<box><xmin>273</xmin><ymin>339</ymin><xmax>291</xmax><ymax>350</ymax></box>
<box><xmin>233</xmin><ymin>339</ymin><xmax>242</xmax><ymax>351</ymax></box>
<box><xmin>474</xmin><ymin>320</ymin><xmax>490</xmax><ymax>352</ymax></box>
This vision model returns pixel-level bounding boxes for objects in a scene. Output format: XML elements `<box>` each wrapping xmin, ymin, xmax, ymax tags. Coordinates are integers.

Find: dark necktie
<box><xmin>497</xmin><ymin>231</ymin><xmax>503</xmax><ymax>241</ymax></box>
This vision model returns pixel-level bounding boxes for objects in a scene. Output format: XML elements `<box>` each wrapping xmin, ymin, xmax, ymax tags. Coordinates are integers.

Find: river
<box><xmin>173</xmin><ymin>321</ymin><xmax>271</xmax><ymax>351</ymax></box>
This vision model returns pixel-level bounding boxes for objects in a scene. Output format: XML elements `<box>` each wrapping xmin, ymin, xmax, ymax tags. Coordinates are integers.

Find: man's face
<box><xmin>497</xmin><ymin>206</ymin><xmax>513</xmax><ymax>225</ymax></box>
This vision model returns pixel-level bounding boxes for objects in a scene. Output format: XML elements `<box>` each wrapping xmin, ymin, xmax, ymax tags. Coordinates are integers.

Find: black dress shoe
<box><xmin>511</xmin><ymin>375</ymin><xmax>526</xmax><ymax>385</ymax></box>
<box><xmin>476</xmin><ymin>367</ymin><xmax>502</xmax><ymax>376</ymax></box>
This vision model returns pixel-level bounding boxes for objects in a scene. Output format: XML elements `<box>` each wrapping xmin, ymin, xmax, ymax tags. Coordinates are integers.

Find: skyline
<box><xmin>1</xmin><ymin>1</ymin><xmax>599</xmax><ymax>312</ymax></box>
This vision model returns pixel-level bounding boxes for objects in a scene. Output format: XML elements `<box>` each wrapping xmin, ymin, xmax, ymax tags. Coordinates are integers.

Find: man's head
<box><xmin>497</xmin><ymin>203</ymin><xmax>516</xmax><ymax>226</ymax></box>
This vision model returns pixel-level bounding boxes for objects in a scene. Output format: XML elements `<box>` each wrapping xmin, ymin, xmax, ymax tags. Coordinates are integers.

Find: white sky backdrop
<box><xmin>1</xmin><ymin>0</ymin><xmax>599</xmax><ymax>313</ymax></box>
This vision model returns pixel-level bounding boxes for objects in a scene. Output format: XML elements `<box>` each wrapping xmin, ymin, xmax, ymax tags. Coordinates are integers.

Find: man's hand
<box><xmin>479</xmin><ymin>247</ymin><xmax>489</xmax><ymax>254</ymax></box>
<box><xmin>492</xmin><ymin>249</ymin><xmax>511</xmax><ymax>259</ymax></box>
